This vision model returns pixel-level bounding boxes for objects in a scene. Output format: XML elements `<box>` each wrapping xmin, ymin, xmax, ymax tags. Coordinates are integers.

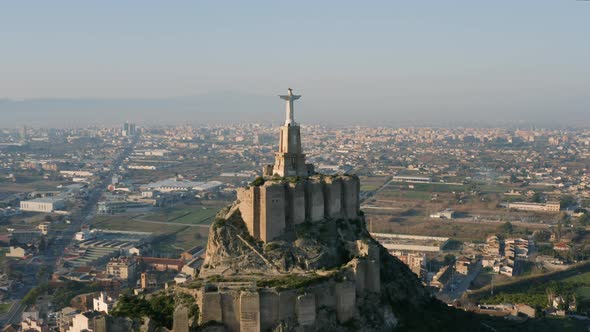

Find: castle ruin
<box><xmin>194</xmin><ymin>89</ymin><xmax>384</xmax><ymax>332</ymax></box>
<box><xmin>237</xmin><ymin>88</ymin><xmax>360</xmax><ymax>243</ymax></box>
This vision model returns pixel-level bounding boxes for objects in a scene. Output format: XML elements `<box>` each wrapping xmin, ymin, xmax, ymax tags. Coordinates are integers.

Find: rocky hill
<box><xmin>108</xmin><ymin>201</ymin><xmax>577</xmax><ymax>332</ymax></box>
<box><xmin>184</xmin><ymin>203</ymin><xmax>488</xmax><ymax>331</ymax></box>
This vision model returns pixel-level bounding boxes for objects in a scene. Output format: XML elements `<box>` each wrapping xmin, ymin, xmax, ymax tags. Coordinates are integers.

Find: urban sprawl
<box><xmin>1</xmin><ymin>122</ymin><xmax>590</xmax><ymax>330</ymax></box>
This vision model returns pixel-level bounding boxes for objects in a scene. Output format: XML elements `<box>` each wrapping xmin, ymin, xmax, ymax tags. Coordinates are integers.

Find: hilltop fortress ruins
<box><xmin>191</xmin><ymin>89</ymin><xmax>391</xmax><ymax>332</ymax></box>
<box><xmin>236</xmin><ymin>88</ymin><xmax>360</xmax><ymax>243</ymax></box>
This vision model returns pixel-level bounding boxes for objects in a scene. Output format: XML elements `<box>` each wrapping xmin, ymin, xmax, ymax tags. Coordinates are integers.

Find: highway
<box><xmin>0</xmin><ymin>136</ymin><xmax>137</xmax><ymax>326</ymax></box>
<box><xmin>49</xmin><ymin>135</ymin><xmax>137</xmax><ymax>270</ymax></box>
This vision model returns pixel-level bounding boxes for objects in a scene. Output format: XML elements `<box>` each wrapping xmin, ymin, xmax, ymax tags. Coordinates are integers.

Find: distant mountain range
<box><xmin>0</xmin><ymin>92</ymin><xmax>281</xmax><ymax>128</ymax></box>
<box><xmin>0</xmin><ymin>92</ymin><xmax>588</xmax><ymax>128</ymax></box>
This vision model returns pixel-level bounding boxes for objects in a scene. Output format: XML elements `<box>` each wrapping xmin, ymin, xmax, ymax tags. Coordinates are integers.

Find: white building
<box><xmin>21</xmin><ymin>317</ymin><xmax>46</xmax><ymax>332</ymax></box>
<box><xmin>128</xmin><ymin>165</ymin><xmax>157</xmax><ymax>170</ymax></box>
<box><xmin>20</xmin><ymin>197</ymin><xmax>64</xmax><ymax>213</ymax></box>
<box><xmin>38</xmin><ymin>222</ymin><xmax>51</xmax><ymax>235</ymax></box>
<box><xmin>142</xmin><ymin>178</ymin><xmax>223</xmax><ymax>193</ymax></box>
<box><xmin>69</xmin><ymin>311</ymin><xmax>103</xmax><ymax>332</ymax></box>
<box><xmin>429</xmin><ymin>209</ymin><xmax>455</xmax><ymax>219</ymax></box>
<box><xmin>93</xmin><ymin>292</ymin><xmax>115</xmax><ymax>314</ymax></box>
<box><xmin>392</xmin><ymin>176</ymin><xmax>432</xmax><ymax>183</ymax></box>
<box><xmin>508</xmin><ymin>201</ymin><xmax>560</xmax><ymax>212</ymax></box>
<box><xmin>6</xmin><ymin>246</ymin><xmax>27</xmax><ymax>258</ymax></box>
<box><xmin>60</xmin><ymin>170</ymin><xmax>93</xmax><ymax>177</ymax></box>
<box><xmin>174</xmin><ymin>273</ymin><xmax>191</xmax><ymax>284</ymax></box>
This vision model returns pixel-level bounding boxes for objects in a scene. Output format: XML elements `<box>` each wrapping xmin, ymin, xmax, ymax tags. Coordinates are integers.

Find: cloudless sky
<box><xmin>1</xmin><ymin>0</ymin><xmax>589</xmax><ymax>124</ymax></box>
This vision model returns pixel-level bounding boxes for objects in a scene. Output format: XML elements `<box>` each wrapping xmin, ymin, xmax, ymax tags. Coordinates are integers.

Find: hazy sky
<box><xmin>1</xmin><ymin>1</ymin><xmax>589</xmax><ymax>126</ymax></box>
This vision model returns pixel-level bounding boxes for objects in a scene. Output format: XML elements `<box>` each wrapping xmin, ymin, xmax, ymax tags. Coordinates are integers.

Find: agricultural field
<box><xmin>359</xmin><ymin>175</ymin><xmax>390</xmax><ymax>192</ymax></box>
<box><xmin>93</xmin><ymin>213</ymin><xmax>210</xmax><ymax>252</ymax></box>
<box><xmin>140</xmin><ymin>203</ymin><xmax>224</xmax><ymax>225</ymax></box>
<box><xmin>0</xmin><ymin>302</ymin><xmax>12</xmax><ymax>314</ymax></box>
<box><xmin>368</xmin><ymin>216</ymin><xmax>547</xmax><ymax>242</ymax></box>
<box><xmin>469</xmin><ymin>262</ymin><xmax>590</xmax><ymax>314</ymax></box>
<box><xmin>92</xmin><ymin>215</ymin><xmax>185</xmax><ymax>234</ymax></box>
<box><xmin>361</xmin><ymin>175</ymin><xmax>555</xmax><ymax>243</ymax></box>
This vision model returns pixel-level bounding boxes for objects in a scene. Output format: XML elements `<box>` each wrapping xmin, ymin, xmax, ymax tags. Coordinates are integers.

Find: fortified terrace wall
<box><xmin>194</xmin><ymin>239</ymin><xmax>381</xmax><ymax>331</ymax></box>
<box><xmin>236</xmin><ymin>174</ymin><xmax>360</xmax><ymax>242</ymax></box>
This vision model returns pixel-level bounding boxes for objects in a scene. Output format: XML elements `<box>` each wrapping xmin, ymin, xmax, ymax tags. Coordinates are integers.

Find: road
<box><xmin>436</xmin><ymin>261</ymin><xmax>482</xmax><ymax>304</ymax></box>
<box><xmin>56</xmin><ymin>135</ymin><xmax>138</xmax><ymax>254</ymax></box>
<box><xmin>1</xmin><ymin>136</ymin><xmax>138</xmax><ymax>327</ymax></box>
<box><xmin>131</xmin><ymin>219</ymin><xmax>211</xmax><ymax>228</ymax></box>
<box><xmin>0</xmin><ymin>302</ymin><xmax>24</xmax><ymax>327</ymax></box>
<box><xmin>360</xmin><ymin>176</ymin><xmax>393</xmax><ymax>203</ymax></box>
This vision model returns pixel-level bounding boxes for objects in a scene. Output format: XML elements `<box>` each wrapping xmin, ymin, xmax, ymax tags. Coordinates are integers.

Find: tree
<box><xmin>533</xmin><ymin>230</ymin><xmax>551</xmax><ymax>243</ymax></box>
<box><xmin>112</xmin><ymin>294</ymin><xmax>151</xmax><ymax>319</ymax></box>
<box><xmin>560</xmin><ymin>195</ymin><xmax>576</xmax><ymax>209</ymax></box>
<box><xmin>112</xmin><ymin>293</ymin><xmax>175</xmax><ymax>329</ymax></box>
<box><xmin>500</xmin><ymin>222</ymin><xmax>514</xmax><ymax>234</ymax></box>
<box><xmin>250</xmin><ymin>176</ymin><xmax>265</xmax><ymax>186</ymax></box>
<box><xmin>148</xmin><ymin>294</ymin><xmax>175</xmax><ymax>329</ymax></box>
<box><xmin>579</xmin><ymin>213</ymin><xmax>590</xmax><ymax>226</ymax></box>
<box><xmin>444</xmin><ymin>254</ymin><xmax>456</xmax><ymax>266</ymax></box>
<box><xmin>509</xmin><ymin>173</ymin><xmax>518</xmax><ymax>183</ymax></box>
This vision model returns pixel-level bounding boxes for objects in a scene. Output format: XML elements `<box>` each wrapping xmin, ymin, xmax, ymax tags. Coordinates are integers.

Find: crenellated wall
<box><xmin>260</xmin><ymin>184</ymin><xmax>286</xmax><ymax>243</ymax></box>
<box><xmin>220</xmin><ymin>293</ymin><xmax>240</xmax><ymax>332</ymax></box>
<box><xmin>286</xmin><ymin>182</ymin><xmax>305</xmax><ymax>227</ymax></box>
<box><xmin>236</xmin><ymin>187</ymin><xmax>260</xmax><ymax>239</ymax></box>
<box><xmin>305</xmin><ymin>180</ymin><xmax>324</xmax><ymax>222</ymax></box>
<box><xmin>237</xmin><ymin>175</ymin><xmax>361</xmax><ymax>243</ymax></box>
<box><xmin>323</xmin><ymin>176</ymin><xmax>342</xmax><ymax>219</ymax></box>
<box><xmin>342</xmin><ymin>176</ymin><xmax>360</xmax><ymax>219</ymax></box>
<box><xmin>355</xmin><ymin>240</ymin><xmax>381</xmax><ymax>294</ymax></box>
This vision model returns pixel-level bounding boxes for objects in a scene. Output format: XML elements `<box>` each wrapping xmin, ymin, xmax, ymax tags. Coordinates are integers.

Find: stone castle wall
<box><xmin>260</xmin><ymin>184</ymin><xmax>286</xmax><ymax>243</ymax></box>
<box><xmin>305</xmin><ymin>180</ymin><xmax>324</xmax><ymax>223</ymax></box>
<box><xmin>237</xmin><ymin>187</ymin><xmax>261</xmax><ymax>239</ymax></box>
<box><xmin>195</xmin><ymin>240</ymin><xmax>382</xmax><ymax>331</ymax></box>
<box><xmin>286</xmin><ymin>182</ymin><xmax>305</xmax><ymax>226</ymax></box>
<box><xmin>198</xmin><ymin>279</ymin><xmax>364</xmax><ymax>331</ymax></box>
<box><xmin>237</xmin><ymin>175</ymin><xmax>360</xmax><ymax>243</ymax></box>
<box><xmin>239</xmin><ymin>292</ymin><xmax>260</xmax><ymax>332</ymax></box>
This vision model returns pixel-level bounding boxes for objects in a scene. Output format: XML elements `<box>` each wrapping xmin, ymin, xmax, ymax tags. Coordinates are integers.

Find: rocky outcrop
<box><xmin>200</xmin><ymin>203</ymin><xmax>370</xmax><ymax>278</ymax></box>
<box><xmin>191</xmin><ymin>205</ymin><xmax>465</xmax><ymax>331</ymax></box>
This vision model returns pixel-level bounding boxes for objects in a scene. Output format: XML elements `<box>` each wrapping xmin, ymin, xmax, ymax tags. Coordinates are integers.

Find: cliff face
<box><xmin>192</xmin><ymin>205</ymin><xmax>480</xmax><ymax>332</ymax></box>
<box><xmin>200</xmin><ymin>203</ymin><xmax>370</xmax><ymax>277</ymax></box>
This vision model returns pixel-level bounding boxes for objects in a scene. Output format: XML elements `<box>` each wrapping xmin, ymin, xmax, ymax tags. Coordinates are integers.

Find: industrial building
<box><xmin>20</xmin><ymin>197</ymin><xmax>65</xmax><ymax>213</ymax></box>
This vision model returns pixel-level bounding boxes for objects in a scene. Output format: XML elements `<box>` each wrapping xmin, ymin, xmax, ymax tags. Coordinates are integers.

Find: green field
<box><xmin>145</xmin><ymin>205</ymin><xmax>221</xmax><ymax>224</ymax></box>
<box><xmin>564</xmin><ymin>270</ymin><xmax>590</xmax><ymax>283</ymax></box>
<box><xmin>150</xmin><ymin>226</ymin><xmax>209</xmax><ymax>253</ymax></box>
<box><xmin>376</xmin><ymin>189</ymin><xmax>432</xmax><ymax>200</ymax></box>
<box><xmin>470</xmin><ymin>262</ymin><xmax>590</xmax><ymax>312</ymax></box>
<box><xmin>476</xmin><ymin>183</ymin><xmax>510</xmax><ymax>193</ymax></box>
<box><xmin>359</xmin><ymin>176</ymin><xmax>390</xmax><ymax>192</ymax></box>
<box><xmin>576</xmin><ymin>286</ymin><xmax>590</xmax><ymax>305</ymax></box>
<box><xmin>410</xmin><ymin>183</ymin><xmax>466</xmax><ymax>192</ymax></box>
<box><xmin>93</xmin><ymin>215</ymin><xmax>209</xmax><ymax>252</ymax></box>
<box><xmin>93</xmin><ymin>216</ymin><xmax>185</xmax><ymax>234</ymax></box>
<box><xmin>360</xmin><ymin>184</ymin><xmax>380</xmax><ymax>191</ymax></box>
<box><xmin>0</xmin><ymin>302</ymin><xmax>12</xmax><ymax>314</ymax></box>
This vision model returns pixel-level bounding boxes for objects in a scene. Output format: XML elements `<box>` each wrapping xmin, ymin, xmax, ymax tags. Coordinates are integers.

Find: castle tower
<box><xmin>264</xmin><ymin>88</ymin><xmax>315</xmax><ymax>177</ymax></box>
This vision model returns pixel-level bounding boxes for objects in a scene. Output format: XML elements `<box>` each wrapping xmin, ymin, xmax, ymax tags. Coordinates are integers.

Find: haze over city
<box><xmin>3</xmin><ymin>2</ymin><xmax>590</xmax><ymax>332</ymax></box>
<box><xmin>1</xmin><ymin>0</ymin><xmax>589</xmax><ymax>127</ymax></box>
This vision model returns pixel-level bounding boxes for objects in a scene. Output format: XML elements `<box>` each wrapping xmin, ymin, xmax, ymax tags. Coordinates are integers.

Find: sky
<box><xmin>1</xmin><ymin>1</ymin><xmax>589</xmax><ymax>127</ymax></box>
